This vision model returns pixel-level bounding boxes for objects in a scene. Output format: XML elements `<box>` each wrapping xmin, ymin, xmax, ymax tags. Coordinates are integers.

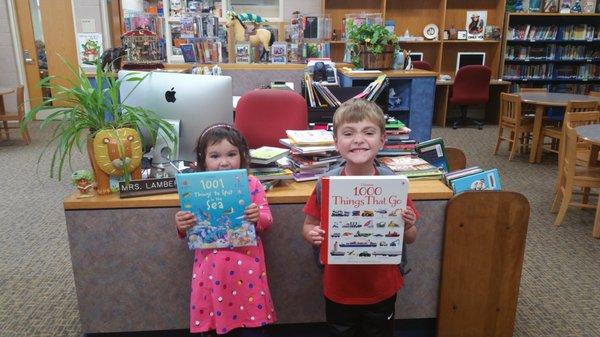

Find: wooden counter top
<box><xmin>64</xmin><ymin>180</ymin><xmax>453</xmax><ymax>210</ymax></box>
<box><xmin>339</xmin><ymin>68</ymin><xmax>437</xmax><ymax>79</ymax></box>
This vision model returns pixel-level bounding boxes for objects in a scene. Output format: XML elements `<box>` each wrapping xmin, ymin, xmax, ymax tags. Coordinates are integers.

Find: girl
<box><xmin>175</xmin><ymin>123</ymin><xmax>277</xmax><ymax>336</ymax></box>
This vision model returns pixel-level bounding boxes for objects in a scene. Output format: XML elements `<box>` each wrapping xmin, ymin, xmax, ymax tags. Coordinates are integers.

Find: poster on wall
<box><xmin>76</xmin><ymin>33</ymin><xmax>103</xmax><ymax>70</ymax></box>
<box><xmin>465</xmin><ymin>10</ymin><xmax>487</xmax><ymax>40</ymax></box>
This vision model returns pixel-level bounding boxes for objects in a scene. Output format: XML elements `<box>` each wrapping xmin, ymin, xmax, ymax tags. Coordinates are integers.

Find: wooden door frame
<box><xmin>11</xmin><ymin>0</ymin><xmax>41</xmax><ymax>108</ymax></box>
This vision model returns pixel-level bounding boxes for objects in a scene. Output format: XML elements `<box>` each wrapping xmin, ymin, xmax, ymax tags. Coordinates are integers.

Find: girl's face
<box><xmin>204</xmin><ymin>139</ymin><xmax>241</xmax><ymax>171</ymax></box>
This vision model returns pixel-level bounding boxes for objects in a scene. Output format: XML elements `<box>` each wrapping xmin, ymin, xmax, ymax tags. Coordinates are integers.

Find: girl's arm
<box><xmin>249</xmin><ymin>178</ymin><xmax>273</xmax><ymax>232</ymax></box>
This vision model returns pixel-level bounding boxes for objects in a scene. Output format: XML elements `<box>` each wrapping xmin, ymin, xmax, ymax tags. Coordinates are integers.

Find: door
<box><xmin>14</xmin><ymin>0</ymin><xmax>78</xmax><ymax>107</ymax></box>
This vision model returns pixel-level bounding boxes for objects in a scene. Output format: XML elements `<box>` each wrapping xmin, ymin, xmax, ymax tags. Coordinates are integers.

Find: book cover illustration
<box><xmin>180</xmin><ymin>43</ymin><xmax>197</xmax><ymax>63</ymax></box>
<box><xmin>176</xmin><ymin>169</ymin><xmax>256</xmax><ymax>250</ymax></box>
<box><xmin>320</xmin><ymin>176</ymin><xmax>408</xmax><ymax>265</ymax></box>
<box><xmin>450</xmin><ymin>168</ymin><xmax>502</xmax><ymax>194</ymax></box>
<box><xmin>77</xmin><ymin>33</ymin><xmax>103</xmax><ymax>69</ymax></box>
<box><xmin>466</xmin><ymin>11</ymin><xmax>487</xmax><ymax>40</ymax></box>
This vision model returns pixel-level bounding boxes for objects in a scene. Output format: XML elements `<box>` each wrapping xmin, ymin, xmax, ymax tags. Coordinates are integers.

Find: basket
<box><xmin>358</xmin><ymin>45</ymin><xmax>394</xmax><ymax>70</ymax></box>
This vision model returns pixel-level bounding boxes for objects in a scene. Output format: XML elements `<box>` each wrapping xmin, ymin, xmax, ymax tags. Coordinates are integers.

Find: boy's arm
<box><xmin>302</xmin><ymin>214</ymin><xmax>324</xmax><ymax>245</ymax></box>
<box><xmin>403</xmin><ymin>198</ymin><xmax>418</xmax><ymax>244</ymax></box>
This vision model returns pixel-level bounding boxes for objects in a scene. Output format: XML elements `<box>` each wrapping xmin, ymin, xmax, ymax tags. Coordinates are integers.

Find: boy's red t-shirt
<box><xmin>303</xmin><ymin>172</ymin><xmax>419</xmax><ymax>305</ymax></box>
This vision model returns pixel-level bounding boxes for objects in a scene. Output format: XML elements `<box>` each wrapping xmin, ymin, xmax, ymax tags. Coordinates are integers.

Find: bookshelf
<box><xmin>501</xmin><ymin>12</ymin><xmax>600</xmax><ymax>93</ymax></box>
<box><xmin>322</xmin><ymin>0</ymin><xmax>507</xmax><ymax>79</ymax></box>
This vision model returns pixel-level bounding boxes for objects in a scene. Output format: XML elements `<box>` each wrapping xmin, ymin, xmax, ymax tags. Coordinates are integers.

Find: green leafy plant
<box><xmin>346</xmin><ymin>20</ymin><xmax>398</xmax><ymax>68</ymax></box>
<box><xmin>22</xmin><ymin>56</ymin><xmax>176</xmax><ymax>181</ymax></box>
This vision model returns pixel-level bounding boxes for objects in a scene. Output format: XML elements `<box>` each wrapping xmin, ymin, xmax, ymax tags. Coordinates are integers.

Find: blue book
<box><xmin>416</xmin><ymin>138</ymin><xmax>449</xmax><ymax>173</ymax></box>
<box><xmin>176</xmin><ymin>169</ymin><xmax>256</xmax><ymax>250</ymax></box>
<box><xmin>450</xmin><ymin>168</ymin><xmax>502</xmax><ymax>194</ymax></box>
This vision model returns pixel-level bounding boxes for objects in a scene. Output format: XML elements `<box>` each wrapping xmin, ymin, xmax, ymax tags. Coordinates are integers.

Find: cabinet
<box><xmin>322</xmin><ymin>0</ymin><xmax>507</xmax><ymax>79</ymax></box>
<box><xmin>501</xmin><ymin>13</ymin><xmax>600</xmax><ymax>93</ymax></box>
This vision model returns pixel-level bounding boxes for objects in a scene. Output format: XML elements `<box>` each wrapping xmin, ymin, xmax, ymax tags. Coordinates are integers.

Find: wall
<box><xmin>282</xmin><ymin>0</ymin><xmax>321</xmax><ymax>21</ymax></box>
<box><xmin>0</xmin><ymin>0</ymin><xmax>19</xmax><ymax>111</ymax></box>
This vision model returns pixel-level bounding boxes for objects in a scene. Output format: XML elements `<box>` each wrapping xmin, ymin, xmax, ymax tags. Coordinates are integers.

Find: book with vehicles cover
<box><xmin>320</xmin><ymin>176</ymin><xmax>408</xmax><ymax>265</ymax></box>
<box><xmin>176</xmin><ymin>169</ymin><xmax>256</xmax><ymax>250</ymax></box>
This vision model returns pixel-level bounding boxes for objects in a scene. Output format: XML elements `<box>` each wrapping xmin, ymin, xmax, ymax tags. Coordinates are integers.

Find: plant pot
<box><xmin>358</xmin><ymin>45</ymin><xmax>395</xmax><ymax>70</ymax></box>
<box><xmin>87</xmin><ymin>128</ymin><xmax>143</xmax><ymax>195</ymax></box>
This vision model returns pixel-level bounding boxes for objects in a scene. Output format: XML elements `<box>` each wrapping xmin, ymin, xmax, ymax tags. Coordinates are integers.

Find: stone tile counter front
<box><xmin>64</xmin><ymin>180</ymin><xmax>452</xmax><ymax>334</ymax></box>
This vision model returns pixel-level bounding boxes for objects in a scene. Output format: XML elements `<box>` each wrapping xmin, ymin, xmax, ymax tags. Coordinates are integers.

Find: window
<box><xmin>221</xmin><ymin>0</ymin><xmax>282</xmax><ymax>20</ymax></box>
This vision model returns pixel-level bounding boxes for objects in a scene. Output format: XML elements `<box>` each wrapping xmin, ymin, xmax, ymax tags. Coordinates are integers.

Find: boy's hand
<box><xmin>402</xmin><ymin>208</ymin><xmax>417</xmax><ymax>231</ymax></box>
<box><xmin>175</xmin><ymin>211</ymin><xmax>197</xmax><ymax>233</ymax></box>
<box><xmin>244</xmin><ymin>203</ymin><xmax>260</xmax><ymax>224</ymax></box>
<box><xmin>306</xmin><ymin>226</ymin><xmax>325</xmax><ymax>246</ymax></box>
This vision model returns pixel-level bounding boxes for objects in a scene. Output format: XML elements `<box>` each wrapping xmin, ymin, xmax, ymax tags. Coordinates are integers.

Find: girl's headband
<box><xmin>200</xmin><ymin>123</ymin><xmax>233</xmax><ymax>139</ymax></box>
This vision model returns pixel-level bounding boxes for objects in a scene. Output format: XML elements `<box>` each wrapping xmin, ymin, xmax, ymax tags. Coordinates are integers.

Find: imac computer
<box><xmin>118</xmin><ymin>70</ymin><xmax>233</xmax><ymax>163</ymax></box>
<box><xmin>409</xmin><ymin>52</ymin><xmax>423</xmax><ymax>62</ymax></box>
<box><xmin>456</xmin><ymin>52</ymin><xmax>486</xmax><ymax>73</ymax></box>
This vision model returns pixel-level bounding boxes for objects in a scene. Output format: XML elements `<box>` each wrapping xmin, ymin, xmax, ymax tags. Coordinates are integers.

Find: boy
<box><xmin>301</xmin><ymin>99</ymin><xmax>418</xmax><ymax>337</ymax></box>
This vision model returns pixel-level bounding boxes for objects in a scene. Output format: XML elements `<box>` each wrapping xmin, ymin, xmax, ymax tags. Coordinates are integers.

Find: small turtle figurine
<box><xmin>71</xmin><ymin>170</ymin><xmax>95</xmax><ymax>198</ymax></box>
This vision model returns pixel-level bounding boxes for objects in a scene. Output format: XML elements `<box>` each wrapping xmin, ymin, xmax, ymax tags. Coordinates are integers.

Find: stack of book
<box><xmin>279</xmin><ymin>130</ymin><xmax>340</xmax><ymax>182</ymax></box>
<box><xmin>249</xmin><ymin>146</ymin><xmax>293</xmax><ymax>183</ymax></box>
<box><xmin>379</xmin><ymin>119</ymin><xmax>414</xmax><ymax>157</ymax></box>
<box><xmin>304</xmin><ymin>74</ymin><xmax>388</xmax><ymax>108</ymax></box>
<box><xmin>444</xmin><ymin>167</ymin><xmax>502</xmax><ymax>194</ymax></box>
<box><xmin>378</xmin><ymin>156</ymin><xmax>444</xmax><ymax>180</ymax></box>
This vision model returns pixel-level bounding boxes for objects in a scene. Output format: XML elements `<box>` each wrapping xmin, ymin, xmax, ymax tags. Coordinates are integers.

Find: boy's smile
<box><xmin>335</xmin><ymin>120</ymin><xmax>385</xmax><ymax>170</ymax></box>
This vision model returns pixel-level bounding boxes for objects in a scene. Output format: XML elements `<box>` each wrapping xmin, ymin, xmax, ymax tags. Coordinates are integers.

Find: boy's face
<box><xmin>335</xmin><ymin>119</ymin><xmax>384</xmax><ymax>167</ymax></box>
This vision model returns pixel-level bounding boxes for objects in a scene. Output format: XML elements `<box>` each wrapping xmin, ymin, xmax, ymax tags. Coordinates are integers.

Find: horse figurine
<box><xmin>226</xmin><ymin>11</ymin><xmax>274</xmax><ymax>62</ymax></box>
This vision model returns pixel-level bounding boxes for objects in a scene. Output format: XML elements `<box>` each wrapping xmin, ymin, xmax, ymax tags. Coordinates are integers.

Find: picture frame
<box><xmin>443</xmin><ymin>30</ymin><xmax>450</xmax><ymax>40</ymax></box>
<box><xmin>457</xmin><ymin>30</ymin><xmax>468</xmax><ymax>40</ymax></box>
<box><xmin>235</xmin><ymin>42</ymin><xmax>251</xmax><ymax>64</ymax></box>
<box><xmin>270</xmin><ymin>42</ymin><xmax>288</xmax><ymax>64</ymax></box>
<box><xmin>466</xmin><ymin>10</ymin><xmax>487</xmax><ymax>40</ymax></box>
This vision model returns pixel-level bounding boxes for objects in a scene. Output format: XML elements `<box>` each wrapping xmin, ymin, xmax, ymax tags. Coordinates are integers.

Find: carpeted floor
<box><xmin>0</xmin><ymin>123</ymin><xmax>598</xmax><ymax>337</ymax></box>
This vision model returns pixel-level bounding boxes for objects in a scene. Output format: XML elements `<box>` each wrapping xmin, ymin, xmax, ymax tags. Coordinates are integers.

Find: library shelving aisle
<box><xmin>502</xmin><ymin>12</ymin><xmax>600</xmax><ymax>93</ymax></box>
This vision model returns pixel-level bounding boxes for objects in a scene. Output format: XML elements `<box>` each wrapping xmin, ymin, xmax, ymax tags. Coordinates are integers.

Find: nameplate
<box><xmin>119</xmin><ymin>178</ymin><xmax>177</xmax><ymax>198</ymax></box>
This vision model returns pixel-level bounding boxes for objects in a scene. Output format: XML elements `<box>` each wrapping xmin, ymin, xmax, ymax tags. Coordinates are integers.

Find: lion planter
<box><xmin>87</xmin><ymin>128</ymin><xmax>143</xmax><ymax>195</ymax></box>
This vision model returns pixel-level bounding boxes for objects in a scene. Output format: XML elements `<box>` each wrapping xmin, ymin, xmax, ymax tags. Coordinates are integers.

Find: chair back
<box><xmin>565</xmin><ymin>100</ymin><xmax>598</xmax><ymax>113</ymax></box>
<box><xmin>16</xmin><ymin>85</ymin><xmax>25</xmax><ymax>119</ymax></box>
<box><xmin>519</xmin><ymin>87</ymin><xmax>547</xmax><ymax>93</ymax></box>
<box><xmin>556</xmin><ymin>111</ymin><xmax>600</xmax><ymax>171</ymax></box>
<box><xmin>234</xmin><ymin>89</ymin><xmax>308</xmax><ymax>148</ymax></box>
<box><xmin>499</xmin><ymin>92</ymin><xmax>523</xmax><ymax>125</ymax></box>
<box><xmin>445</xmin><ymin>147</ymin><xmax>466</xmax><ymax>172</ymax></box>
<box><xmin>411</xmin><ymin>60</ymin><xmax>432</xmax><ymax>71</ymax></box>
<box><xmin>561</xmin><ymin>124</ymin><xmax>579</xmax><ymax>182</ymax></box>
<box><xmin>438</xmin><ymin>191</ymin><xmax>529</xmax><ymax>337</ymax></box>
<box><xmin>450</xmin><ymin>65</ymin><xmax>491</xmax><ymax>105</ymax></box>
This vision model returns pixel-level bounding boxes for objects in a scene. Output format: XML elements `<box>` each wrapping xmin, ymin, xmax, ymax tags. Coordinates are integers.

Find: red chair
<box><xmin>234</xmin><ymin>89</ymin><xmax>308</xmax><ymax>148</ymax></box>
<box><xmin>449</xmin><ymin>65</ymin><xmax>491</xmax><ymax>130</ymax></box>
<box><xmin>412</xmin><ymin>61</ymin><xmax>432</xmax><ymax>71</ymax></box>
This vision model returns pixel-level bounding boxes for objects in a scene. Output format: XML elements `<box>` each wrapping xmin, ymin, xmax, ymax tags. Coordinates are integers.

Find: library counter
<box><xmin>64</xmin><ymin>180</ymin><xmax>453</xmax><ymax>334</ymax></box>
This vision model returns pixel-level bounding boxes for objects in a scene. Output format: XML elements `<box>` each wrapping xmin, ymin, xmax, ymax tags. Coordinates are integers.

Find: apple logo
<box><xmin>165</xmin><ymin>87</ymin><xmax>176</xmax><ymax>103</ymax></box>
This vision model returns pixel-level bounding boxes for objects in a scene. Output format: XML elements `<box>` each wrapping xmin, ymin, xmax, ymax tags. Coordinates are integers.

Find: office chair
<box><xmin>449</xmin><ymin>65</ymin><xmax>491</xmax><ymax>130</ymax></box>
<box><xmin>412</xmin><ymin>61</ymin><xmax>433</xmax><ymax>71</ymax></box>
<box><xmin>234</xmin><ymin>89</ymin><xmax>308</xmax><ymax>149</ymax></box>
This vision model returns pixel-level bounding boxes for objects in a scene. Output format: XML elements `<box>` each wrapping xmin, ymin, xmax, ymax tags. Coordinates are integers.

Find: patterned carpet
<box><xmin>0</xmin><ymin>123</ymin><xmax>598</xmax><ymax>337</ymax></box>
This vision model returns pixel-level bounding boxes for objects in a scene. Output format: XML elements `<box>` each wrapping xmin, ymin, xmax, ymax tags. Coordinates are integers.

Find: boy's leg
<box><xmin>326</xmin><ymin>297</ymin><xmax>360</xmax><ymax>337</ymax></box>
<box><xmin>359</xmin><ymin>294</ymin><xmax>397</xmax><ymax>337</ymax></box>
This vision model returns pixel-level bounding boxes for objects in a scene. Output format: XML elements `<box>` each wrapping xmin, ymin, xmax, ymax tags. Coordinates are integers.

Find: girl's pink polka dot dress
<box><xmin>189</xmin><ymin>176</ymin><xmax>277</xmax><ymax>334</ymax></box>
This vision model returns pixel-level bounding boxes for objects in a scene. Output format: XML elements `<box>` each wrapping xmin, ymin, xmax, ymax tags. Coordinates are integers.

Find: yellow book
<box><xmin>285</xmin><ymin>129</ymin><xmax>335</xmax><ymax>146</ymax></box>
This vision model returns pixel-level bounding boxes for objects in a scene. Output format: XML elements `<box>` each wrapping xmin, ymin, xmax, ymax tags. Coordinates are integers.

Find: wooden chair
<box><xmin>519</xmin><ymin>87</ymin><xmax>547</xmax><ymax>93</ymax></box>
<box><xmin>445</xmin><ymin>147</ymin><xmax>466</xmax><ymax>172</ymax></box>
<box><xmin>494</xmin><ymin>93</ymin><xmax>534</xmax><ymax>160</ymax></box>
<box><xmin>551</xmin><ymin>123</ymin><xmax>600</xmax><ymax>231</ymax></box>
<box><xmin>537</xmin><ymin>100</ymin><xmax>598</xmax><ymax>162</ymax></box>
<box><xmin>0</xmin><ymin>85</ymin><xmax>30</xmax><ymax>144</ymax></box>
<box><xmin>438</xmin><ymin>191</ymin><xmax>529</xmax><ymax>337</ymax></box>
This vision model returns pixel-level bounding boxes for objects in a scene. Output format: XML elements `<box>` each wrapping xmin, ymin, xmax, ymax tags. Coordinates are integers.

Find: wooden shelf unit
<box><xmin>322</xmin><ymin>0</ymin><xmax>507</xmax><ymax>79</ymax></box>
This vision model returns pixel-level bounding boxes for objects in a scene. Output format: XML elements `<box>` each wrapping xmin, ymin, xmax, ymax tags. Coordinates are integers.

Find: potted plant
<box><xmin>346</xmin><ymin>21</ymin><xmax>398</xmax><ymax>69</ymax></box>
<box><xmin>23</xmin><ymin>57</ymin><xmax>176</xmax><ymax>195</ymax></box>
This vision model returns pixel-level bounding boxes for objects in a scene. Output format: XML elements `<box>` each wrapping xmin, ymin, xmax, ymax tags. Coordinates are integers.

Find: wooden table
<box><xmin>575</xmin><ymin>124</ymin><xmax>600</xmax><ymax>238</ymax></box>
<box><xmin>518</xmin><ymin>92</ymin><xmax>600</xmax><ymax>163</ymax></box>
<box><xmin>0</xmin><ymin>87</ymin><xmax>16</xmax><ymax>139</ymax></box>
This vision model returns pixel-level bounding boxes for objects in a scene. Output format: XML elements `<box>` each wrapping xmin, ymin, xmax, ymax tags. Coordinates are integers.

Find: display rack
<box><xmin>501</xmin><ymin>12</ymin><xmax>600</xmax><ymax>93</ymax></box>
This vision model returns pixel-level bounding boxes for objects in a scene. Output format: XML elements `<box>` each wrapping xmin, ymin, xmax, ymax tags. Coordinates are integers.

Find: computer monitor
<box><xmin>456</xmin><ymin>52</ymin><xmax>486</xmax><ymax>73</ymax></box>
<box><xmin>409</xmin><ymin>52</ymin><xmax>423</xmax><ymax>62</ymax></box>
<box><xmin>118</xmin><ymin>70</ymin><xmax>233</xmax><ymax>163</ymax></box>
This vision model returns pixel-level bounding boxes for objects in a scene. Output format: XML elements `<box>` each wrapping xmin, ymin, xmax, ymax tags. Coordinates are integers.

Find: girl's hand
<box><xmin>402</xmin><ymin>208</ymin><xmax>417</xmax><ymax>231</ymax></box>
<box><xmin>175</xmin><ymin>211</ymin><xmax>197</xmax><ymax>234</ymax></box>
<box><xmin>244</xmin><ymin>203</ymin><xmax>260</xmax><ymax>224</ymax></box>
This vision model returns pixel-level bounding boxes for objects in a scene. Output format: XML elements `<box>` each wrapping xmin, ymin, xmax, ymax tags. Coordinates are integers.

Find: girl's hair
<box><xmin>194</xmin><ymin>123</ymin><xmax>250</xmax><ymax>171</ymax></box>
<box><xmin>332</xmin><ymin>99</ymin><xmax>386</xmax><ymax>137</ymax></box>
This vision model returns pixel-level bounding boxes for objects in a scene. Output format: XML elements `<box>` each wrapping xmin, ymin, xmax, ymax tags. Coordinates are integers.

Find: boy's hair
<box><xmin>195</xmin><ymin>123</ymin><xmax>250</xmax><ymax>171</ymax></box>
<box><xmin>332</xmin><ymin>98</ymin><xmax>386</xmax><ymax>137</ymax></box>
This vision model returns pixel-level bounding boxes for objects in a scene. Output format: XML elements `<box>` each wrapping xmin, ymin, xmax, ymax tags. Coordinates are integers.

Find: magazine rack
<box><xmin>301</xmin><ymin>81</ymin><xmax>389</xmax><ymax>124</ymax></box>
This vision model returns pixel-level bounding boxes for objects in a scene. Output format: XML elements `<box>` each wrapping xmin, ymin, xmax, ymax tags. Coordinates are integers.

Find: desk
<box><xmin>434</xmin><ymin>79</ymin><xmax>511</xmax><ymax>127</ymax></box>
<box><xmin>0</xmin><ymin>87</ymin><xmax>16</xmax><ymax>139</ymax></box>
<box><xmin>575</xmin><ymin>124</ymin><xmax>600</xmax><ymax>238</ymax></box>
<box><xmin>64</xmin><ymin>180</ymin><xmax>453</xmax><ymax>334</ymax></box>
<box><xmin>518</xmin><ymin>93</ymin><xmax>600</xmax><ymax>163</ymax></box>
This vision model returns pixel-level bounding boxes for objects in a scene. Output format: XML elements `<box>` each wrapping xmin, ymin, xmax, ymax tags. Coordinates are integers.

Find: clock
<box><xmin>423</xmin><ymin>24</ymin><xmax>439</xmax><ymax>40</ymax></box>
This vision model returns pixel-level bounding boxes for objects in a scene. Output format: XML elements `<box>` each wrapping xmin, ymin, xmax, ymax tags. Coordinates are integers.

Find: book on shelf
<box><xmin>319</xmin><ymin>176</ymin><xmax>408</xmax><ymax>265</ymax></box>
<box><xmin>415</xmin><ymin>138</ymin><xmax>449</xmax><ymax>173</ymax></box>
<box><xmin>176</xmin><ymin>169</ymin><xmax>255</xmax><ymax>250</ymax></box>
<box><xmin>544</xmin><ymin>0</ymin><xmax>559</xmax><ymax>12</ymax></box>
<box><xmin>180</xmin><ymin>43</ymin><xmax>197</xmax><ymax>63</ymax></box>
<box><xmin>449</xmin><ymin>168</ymin><xmax>501</xmax><ymax>194</ymax></box>
<box><xmin>286</xmin><ymin>129</ymin><xmax>335</xmax><ymax>146</ymax></box>
<box><xmin>250</xmin><ymin>146</ymin><xmax>289</xmax><ymax>165</ymax></box>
